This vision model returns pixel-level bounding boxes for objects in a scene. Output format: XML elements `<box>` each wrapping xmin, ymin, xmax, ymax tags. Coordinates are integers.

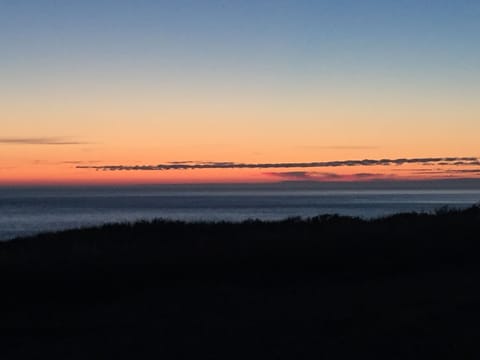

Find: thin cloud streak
<box><xmin>77</xmin><ymin>157</ymin><xmax>480</xmax><ymax>171</ymax></box>
<box><xmin>446</xmin><ymin>169</ymin><xmax>480</xmax><ymax>174</ymax></box>
<box><xmin>264</xmin><ymin>171</ymin><xmax>341</xmax><ymax>180</ymax></box>
<box><xmin>265</xmin><ymin>171</ymin><xmax>395</xmax><ymax>181</ymax></box>
<box><xmin>0</xmin><ymin>137</ymin><xmax>87</xmax><ymax>145</ymax></box>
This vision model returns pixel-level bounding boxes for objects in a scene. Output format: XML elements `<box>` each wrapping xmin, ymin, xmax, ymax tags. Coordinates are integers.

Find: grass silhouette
<box><xmin>1</xmin><ymin>205</ymin><xmax>480</xmax><ymax>358</ymax></box>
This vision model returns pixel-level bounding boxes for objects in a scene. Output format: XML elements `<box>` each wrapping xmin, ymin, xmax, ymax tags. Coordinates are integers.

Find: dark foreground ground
<box><xmin>2</xmin><ymin>206</ymin><xmax>480</xmax><ymax>359</ymax></box>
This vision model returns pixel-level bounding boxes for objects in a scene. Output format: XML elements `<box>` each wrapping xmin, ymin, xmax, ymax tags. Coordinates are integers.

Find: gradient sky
<box><xmin>1</xmin><ymin>0</ymin><xmax>480</xmax><ymax>184</ymax></box>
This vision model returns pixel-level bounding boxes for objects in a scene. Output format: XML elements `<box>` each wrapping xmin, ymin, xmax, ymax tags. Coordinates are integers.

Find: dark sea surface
<box><xmin>1</xmin><ymin>184</ymin><xmax>480</xmax><ymax>241</ymax></box>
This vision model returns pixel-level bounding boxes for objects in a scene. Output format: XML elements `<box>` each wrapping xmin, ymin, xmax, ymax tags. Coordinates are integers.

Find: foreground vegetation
<box><xmin>2</xmin><ymin>206</ymin><xmax>480</xmax><ymax>359</ymax></box>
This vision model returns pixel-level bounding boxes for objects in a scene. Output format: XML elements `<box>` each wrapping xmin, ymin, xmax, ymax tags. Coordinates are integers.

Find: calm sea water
<box><xmin>1</xmin><ymin>186</ymin><xmax>479</xmax><ymax>241</ymax></box>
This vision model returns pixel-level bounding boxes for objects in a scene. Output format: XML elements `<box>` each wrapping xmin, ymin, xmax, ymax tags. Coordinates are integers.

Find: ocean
<box><xmin>1</xmin><ymin>184</ymin><xmax>479</xmax><ymax>241</ymax></box>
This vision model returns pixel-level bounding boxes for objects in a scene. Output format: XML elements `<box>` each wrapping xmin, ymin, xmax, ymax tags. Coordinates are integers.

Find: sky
<box><xmin>1</xmin><ymin>0</ymin><xmax>480</xmax><ymax>184</ymax></box>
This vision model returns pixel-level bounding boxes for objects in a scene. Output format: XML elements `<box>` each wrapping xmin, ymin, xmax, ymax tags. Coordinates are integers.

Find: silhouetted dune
<box><xmin>2</xmin><ymin>206</ymin><xmax>480</xmax><ymax>359</ymax></box>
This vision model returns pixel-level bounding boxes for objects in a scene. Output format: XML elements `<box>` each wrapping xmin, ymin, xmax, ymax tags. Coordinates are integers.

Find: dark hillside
<box><xmin>2</xmin><ymin>206</ymin><xmax>480</xmax><ymax>359</ymax></box>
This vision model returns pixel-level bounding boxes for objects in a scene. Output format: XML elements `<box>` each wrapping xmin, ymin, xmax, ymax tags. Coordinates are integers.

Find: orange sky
<box><xmin>2</xmin><ymin>1</ymin><xmax>480</xmax><ymax>185</ymax></box>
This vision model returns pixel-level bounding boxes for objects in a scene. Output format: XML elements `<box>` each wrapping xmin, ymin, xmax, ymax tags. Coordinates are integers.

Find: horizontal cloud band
<box><xmin>0</xmin><ymin>137</ymin><xmax>87</xmax><ymax>145</ymax></box>
<box><xmin>77</xmin><ymin>157</ymin><xmax>480</xmax><ymax>171</ymax></box>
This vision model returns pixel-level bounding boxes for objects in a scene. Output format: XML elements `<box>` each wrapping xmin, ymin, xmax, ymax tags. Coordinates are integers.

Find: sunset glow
<box><xmin>2</xmin><ymin>1</ymin><xmax>479</xmax><ymax>185</ymax></box>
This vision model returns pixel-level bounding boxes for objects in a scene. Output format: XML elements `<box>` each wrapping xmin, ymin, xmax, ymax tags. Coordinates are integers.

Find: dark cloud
<box><xmin>395</xmin><ymin>168</ymin><xmax>480</xmax><ymax>177</ymax></box>
<box><xmin>446</xmin><ymin>169</ymin><xmax>480</xmax><ymax>174</ymax></box>
<box><xmin>453</xmin><ymin>161</ymin><xmax>480</xmax><ymax>166</ymax></box>
<box><xmin>0</xmin><ymin>137</ymin><xmax>87</xmax><ymax>145</ymax></box>
<box><xmin>436</xmin><ymin>161</ymin><xmax>480</xmax><ymax>166</ymax></box>
<box><xmin>77</xmin><ymin>157</ymin><xmax>480</xmax><ymax>171</ymax></box>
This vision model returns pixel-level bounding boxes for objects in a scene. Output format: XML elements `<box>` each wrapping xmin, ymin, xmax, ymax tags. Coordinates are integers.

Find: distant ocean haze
<box><xmin>1</xmin><ymin>183</ymin><xmax>480</xmax><ymax>241</ymax></box>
